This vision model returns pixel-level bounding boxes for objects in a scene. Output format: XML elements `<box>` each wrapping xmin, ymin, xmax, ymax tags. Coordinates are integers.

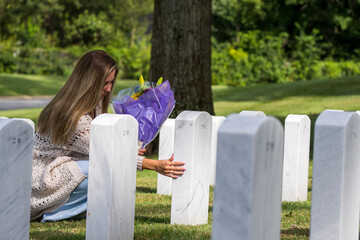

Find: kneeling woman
<box><xmin>31</xmin><ymin>50</ymin><xmax>185</xmax><ymax>221</ymax></box>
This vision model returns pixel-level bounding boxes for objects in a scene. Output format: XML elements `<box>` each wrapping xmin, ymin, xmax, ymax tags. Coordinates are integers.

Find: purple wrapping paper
<box><xmin>112</xmin><ymin>80</ymin><xmax>175</xmax><ymax>147</ymax></box>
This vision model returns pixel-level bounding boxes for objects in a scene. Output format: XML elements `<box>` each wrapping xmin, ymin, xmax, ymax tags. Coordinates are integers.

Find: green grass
<box><xmin>2</xmin><ymin>73</ymin><xmax>360</xmax><ymax>239</ymax></box>
<box><xmin>0</xmin><ymin>73</ymin><xmax>137</xmax><ymax>96</ymax></box>
<box><xmin>0</xmin><ymin>108</ymin><xmax>43</xmax><ymax>123</ymax></box>
<box><xmin>213</xmin><ymin>75</ymin><xmax>360</xmax><ymax>116</ymax></box>
<box><xmin>0</xmin><ymin>74</ymin><xmax>67</xmax><ymax>96</ymax></box>
<box><xmin>30</xmin><ymin>165</ymin><xmax>313</xmax><ymax>240</ymax></box>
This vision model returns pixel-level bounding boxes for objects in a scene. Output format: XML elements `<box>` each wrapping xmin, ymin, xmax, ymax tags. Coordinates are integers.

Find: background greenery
<box><xmin>1</xmin><ymin>0</ymin><xmax>360</xmax><ymax>86</ymax></box>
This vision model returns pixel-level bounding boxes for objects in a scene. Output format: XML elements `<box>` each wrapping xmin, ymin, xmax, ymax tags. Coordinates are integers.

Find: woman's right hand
<box><xmin>155</xmin><ymin>154</ymin><xmax>186</xmax><ymax>179</ymax></box>
<box><xmin>141</xmin><ymin>154</ymin><xmax>186</xmax><ymax>179</ymax></box>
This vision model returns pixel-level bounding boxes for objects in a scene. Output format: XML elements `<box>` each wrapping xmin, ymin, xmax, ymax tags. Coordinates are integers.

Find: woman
<box><xmin>31</xmin><ymin>50</ymin><xmax>185</xmax><ymax>221</ymax></box>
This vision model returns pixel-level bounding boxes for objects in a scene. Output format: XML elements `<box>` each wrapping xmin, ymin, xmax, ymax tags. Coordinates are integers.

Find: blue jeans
<box><xmin>42</xmin><ymin>160</ymin><xmax>88</xmax><ymax>222</ymax></box>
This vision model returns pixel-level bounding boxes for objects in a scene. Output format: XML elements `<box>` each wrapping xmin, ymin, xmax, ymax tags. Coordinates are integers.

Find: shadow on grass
<box><xmin>213</xmin><ymin>75</ymin><xmax>360</xmax><ymax>103</ymax></box>
<box><xmin>282</xmin><ymin>202</ymin><xmax>311</xmax><ymax>211</ymax></box>
<box><xmin>136</xmin><ymin>186</ymin><xmax>157</xmax><ymax>193</ymax></box>
<box><xmin>281</xmin><ymin>227</ymin><xmax>310</xmax><ymax>238</ymax></box>
<box><xmin>135</xmin><ymin>215</ymin><xmax>170</xmax><ymax>224</ymax></box>
<box><xmin>30</xmin><ymin>230</ymin><xmax>85</xmax><ymax>240</ymax></box>
<box><xmin>134</xmin><ymin>222</ymin><xmax>212</xmax><ymax>240</ymax></box>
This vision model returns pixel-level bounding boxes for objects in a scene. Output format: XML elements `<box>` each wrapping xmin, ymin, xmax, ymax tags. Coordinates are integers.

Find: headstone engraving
<box><xmin>212</xmin><ymin>114</ymin><xmax>284</xmax><ymax>240</ymax></box>
<box><xmin>157</xmin><ymin>118</ymin><xmax>175</xmax><ymax>195</ymax></box>
<box><xmin>86</xmin><ymin>114</ymin><xmax>138</xmax><ymax>240</ymax></box>
<box><xmin>171</xmin><ymin>111</ymin><xmax>212</xmax><ymax>225</ymax></box>
<box><xmin>282</xmin><ymin>114</ymin><xmax>310</xmax><ymax>201</ymax></box>
<box><xmin>310</xmin><ymin>110</ymin><xmax>360</xmax><ymax>240</ymax></box>
<box><xmin>209</xmin><ymin>116</ymin><xmax>226</xmax><ymax>186</ymax></box>
<box><xmin>0</xmin><ymin>118</ymin><xmax>33</xmax><ymax>240</ymax></box>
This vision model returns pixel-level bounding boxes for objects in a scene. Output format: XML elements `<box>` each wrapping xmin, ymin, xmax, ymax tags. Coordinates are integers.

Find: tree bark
<box><xmin>149</xmin><ymin>0</ymin><xmax>215</xmax><ymax>116</ymax></box>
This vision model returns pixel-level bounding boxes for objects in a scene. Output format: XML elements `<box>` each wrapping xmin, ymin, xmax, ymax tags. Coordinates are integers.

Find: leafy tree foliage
<box><xmin>0</xmin><ymin>0</ymin><xmax>153</xmax><ymax>47</ymax></box>
<box><xmin>212</xmin><ymin>0</ymin><xmax>360</xmax><ymax>59</ymax></box>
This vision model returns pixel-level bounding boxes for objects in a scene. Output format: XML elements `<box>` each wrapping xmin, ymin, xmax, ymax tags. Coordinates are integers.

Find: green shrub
<box><xmin>64</xmin><ymin>11</ymin><xmax>114</xmax><ymax>46</ymax></box>
<box><xmin>0</xmin><ymin>37</ymin><xmax>152</xmax><ymax>79</ymax></box>
<box><xmin>212</xmin><ymin>29</ymin><xmax>360</xmax><ymax>86</ymax></box>
<box><xmin>14</xmin><ymin>47</ymin><xmax>75</xmax><ymax>75</ymax></box>
<box><xmin>212</xmin><ymin>31</ymin><xmax>290</xmax><ymax>86</ymax></box>
<box><xmin>0</xmin><ymin>46</ymin><xmax>16</xmax><ymax>73</ymax></box>
<box><xmin>117</xmin><ymin>38</ymin><xmax>151</xmax><ymax>80</ymax></box>
<box><xmin>313</xmin><ymin>61</ymin><xmax>360</xmax><ymax>79</ymax></box>
<box><xmin>289</xmin><ymin>25</ymin><xmax>325</xmax><ymax>81</ymax></box>
<box><xmin>340</xmin><ymin>61</ymin><xmax>360</xmax><ymax>76</ymax></box>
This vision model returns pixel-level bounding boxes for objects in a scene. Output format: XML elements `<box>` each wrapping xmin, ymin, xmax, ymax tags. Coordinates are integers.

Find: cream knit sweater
<box><xmin>31</xmin><ymin>114</ymin><xmax>144</xmax><ymax>220</ymax></box>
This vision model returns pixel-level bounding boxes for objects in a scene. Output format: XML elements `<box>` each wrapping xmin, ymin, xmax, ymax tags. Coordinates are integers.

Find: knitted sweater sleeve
<box><xmin>67</xmin><ymin>114</ymin><xmax>144</xmax><ymax>170</ymax></box>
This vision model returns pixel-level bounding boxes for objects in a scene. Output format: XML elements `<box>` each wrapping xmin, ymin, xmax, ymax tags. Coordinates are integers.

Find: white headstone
<box><xmin>157</xmin><ymin>118</ymin><xmax>175</xmax><ymax>195</ymax></box>
<box><xmin>13</xmin><ymin>118</ymin><xmax>35</xmax><ymax>131</ymax></box>
<box><xmin>86</xmin><ymin>114</ymin><xmax>138</xmax><ymax>240</ymax></box>
<box><xmin>171</xmin><ymin>111</ymin><xmax>212</xmax><ymax>225</ymax></box>
<box><xmin>0</xmin><ymin>118</ymin><xmax>33</xmax><ymax>240</ymax></box>
<box><xmin>310</xmin><ymin>110</ymin><xmax>360</xmax><ymax>240</ymax></box>
<box><xmin>239</xmin><ymin>110</ymin><xmax>267</xmax><ymax>118</ymax></box>
<box><xmin>212</xmin><ymin>114</ymin><xmax>284</xmax><ymax>240</ymax></box>
<box><xmin>282</xmin><ymin>114</ymin><xmax>310</xmax><ymax>201</ymax></box>
<box><xmin>209</xmin><ymin>116</ymin><xmax>226</xmax><ymax>186</ymax></box>
<box><xmin>0</xmin><ymin>117</ymin><xmax>34</xmax><ymax>132</ymax></box>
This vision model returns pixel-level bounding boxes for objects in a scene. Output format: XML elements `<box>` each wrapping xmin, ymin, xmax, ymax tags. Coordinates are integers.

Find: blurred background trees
<box><xmin>0</xmin><ymin>0</ymin><xmax>360</xmax><ymax>86</ymax></box>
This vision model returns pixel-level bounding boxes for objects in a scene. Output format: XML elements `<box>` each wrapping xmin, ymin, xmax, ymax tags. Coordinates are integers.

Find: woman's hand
<box><xmin>138</xmin><ymin>148</ymin><xmax>146</xmax><ymax>156</ymax></box>
<box><xmin>141</xmin><ymin>154</ymin><xmax>186</xmax><ymax>179</ymax></box>
<box><xmin>155</xmin><ymin>154</ymin><xmax>186</xmax><ymax>179</ymax></box>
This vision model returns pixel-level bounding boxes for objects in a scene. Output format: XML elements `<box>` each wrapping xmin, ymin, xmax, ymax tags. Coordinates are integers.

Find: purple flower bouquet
<box><xmin>112</xmin><ymin>76</ymin><xmax>176</xmax><ymax>148</ymax></box>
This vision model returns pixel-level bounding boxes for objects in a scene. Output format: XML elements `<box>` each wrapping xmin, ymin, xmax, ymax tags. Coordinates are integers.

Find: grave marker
<box><xmin>0</xmin><ymin>118</ymin><xmax>34</xmax><ymax>240</ymax></box>
<box><xmin>282</xmin><ymin>114</ymin><xmax>310</xmax><ymax>201</ymax></box>
<box><xmin>209</xmin><ymin>116</ymin><xmax>226</xmax><ymax>186</ymax></box>
<box><xmin>212</xmin><ymin>114</ymin><xmax>284</xmax><ymax>240</ymax></box>
<box><xmin>86</xmin><ymin>114</ymin><xmax>138</xmax><ymax>240</ymax></box>
<box><xmin>310</xmin><ymin>110</ymin><xmax>360</xmax><ymax>240</ymax></box>
<box><xmin>171</xmin><ymin>111</ymin><xmax>212</xmax><ymax>225</ymax></box>
<box><xmin>157</xmin><ymin>119</ymin><xmax>175</xmax><ymax>195</ymax></box>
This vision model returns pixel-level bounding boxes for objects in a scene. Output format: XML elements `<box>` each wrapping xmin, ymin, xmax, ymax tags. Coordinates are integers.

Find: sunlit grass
<box><xmin>0</xmin><ymin>73</ymin><xmax>137</xmax><ymax>96</ymax></box>
<box><xmin>0</xmin><ymin>108</ymin><xmax>42</xmax><ymax>123</ymax></box>
<box><xmin>212</xmin><ymin>75</ymin><xmax>360</xmax><ymax>117</ymax></box>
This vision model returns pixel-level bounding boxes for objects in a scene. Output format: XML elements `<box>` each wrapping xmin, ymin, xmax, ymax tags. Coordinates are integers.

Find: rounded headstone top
<box><xmin>176</xmin><ymin>110</ymin><xmax>211</xmax><ymax>121</ymax></box>
<box><xmin>285</xmin><ymin>114</ymin><xmax>310</xmax><ymax>124</ymax></box>
<box><xmin>316</xmin><ymin>110</ymin><xmax>359</xmax><ymax>127</ymax></box>
<box><xmin>0</xmin><ymin>118</ymin><xmax>34</xmax><ymax>133</ymax></box>
<box><xmin>239</xmin><ymin>110</ymin><xmax>267</xmax><ymax>119</ymax></box>
<box><xmin>92</xmin><ymin>113</ymin><xmax>137</xmax><ymax>125</ymax></box>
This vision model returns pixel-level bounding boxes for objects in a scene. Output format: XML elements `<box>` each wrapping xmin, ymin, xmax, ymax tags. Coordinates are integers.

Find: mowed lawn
<box><xmin>1</xmin><ymin>73</ymin><xmax>360</xmax><ymax>239</ymax></box>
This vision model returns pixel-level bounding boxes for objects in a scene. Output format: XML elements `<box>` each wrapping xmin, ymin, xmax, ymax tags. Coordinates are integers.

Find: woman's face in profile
<box><xmin>102</xmin><ymin>70</ymin><xmax>115</xmax><ymax>98</ymax></box>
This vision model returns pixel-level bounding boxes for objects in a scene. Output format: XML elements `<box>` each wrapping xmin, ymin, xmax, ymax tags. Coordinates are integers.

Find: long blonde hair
<box><xmin>37</xmin><ymin>50</ymin><xmax>118</xmax><ymax>144</ymax></box>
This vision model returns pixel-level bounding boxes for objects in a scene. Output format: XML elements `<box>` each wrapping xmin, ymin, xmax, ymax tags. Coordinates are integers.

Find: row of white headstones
<box><xmin>0</xmin><ymin>109</ymin><xmax>359</xmax><ymax>240</ymax></box>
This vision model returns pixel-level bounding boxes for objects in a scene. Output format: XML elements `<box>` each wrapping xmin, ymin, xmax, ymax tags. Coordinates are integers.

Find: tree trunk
<box><xmin>149</xmin><ymin>0</ymin><xmax>215</xmax><ymax>116</ymax></box>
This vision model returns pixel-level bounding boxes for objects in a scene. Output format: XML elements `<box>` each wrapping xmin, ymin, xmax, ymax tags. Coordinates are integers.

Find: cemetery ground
<box><xmin>1</xmin><ymin>73</ymin><xmax>360</xmax><ymax>239</ymax></box>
